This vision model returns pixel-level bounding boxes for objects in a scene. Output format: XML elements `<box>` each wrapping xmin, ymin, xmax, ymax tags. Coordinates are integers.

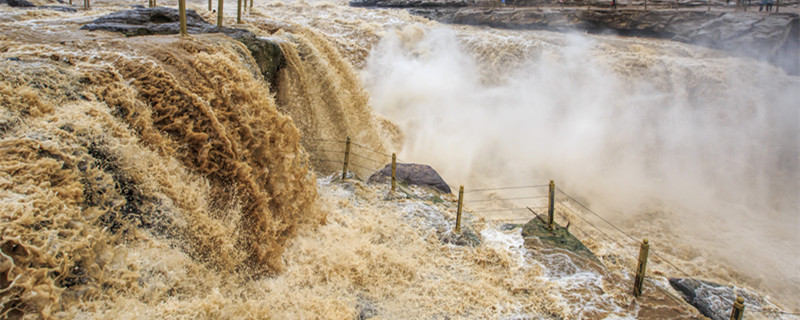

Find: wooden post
<box><xmin>179</xmin><ymin>0</ymin><xmax>188</xmax><ymax>37</ymax></box>
<box><xmin>250</xmin><ymin>0</ymin><xmax>253</xmax><ymax>9</ymax></box>
<box><xmin>633</xmin><ymin>239</ymin><xmax>650</xmax><ymax>297</ymax></box>
<box><xmin>209</xmin><ymin>0</ymin><xmax>212</xmax><ymax>12</ymax></box>
<box><xmin>455</xmin><ymin>186</ymin><xmax>464</xmax><ymax>233</ymax></box>
<box><xmin>342</xmin><ymin>136</ymin><xmax>351</xmax><ymax>180</ymax></box>
<box><xmin>391</xmin><ymin>153</ymin><xmax>397</xmax><ymax>191</ymax></box>
<box><xmin>776</xmin><ymin>0</ymin><xmax>780</xmax><ymax>11</ymax></box>
<box><xmin>644</xmin><ymin>0</ymin><xmax>647</xmax><ymax>10</ymax></box>
<box><xmin>84</xmin><ymin>0</ymin><xmax>89</xmax><ymax>9</ymax></box>
<box><xmin>237</xmin><ymin>0</ymin><xmax>242</xmax><ymax>24</ymax></box>
<box><xmin>730</xmin><ymin>296</ymin><xmax>744</xmax><ymax>320</ymax></box>
<box><xmin>707</xmin><ymin>0</ymin><xmax>711</xmax><ymax>11</ymax></box>
<box><xmin>217</xmin><ymin>0</ymin><xmax>224</xmax><ymax>27</ymax></box>
<box><xmin>548</xmin><ymin>180</ymin><xmax>555</xmax><ymax>230</ymax></box>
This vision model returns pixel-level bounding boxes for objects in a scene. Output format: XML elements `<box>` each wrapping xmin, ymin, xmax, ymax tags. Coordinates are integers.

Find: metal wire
<box><xmin>556</xmin><ymin>186</ymin><xmax>639</xmax><ymax>244</ymax></box>
<box><xmin>471</xmin><ymin>207</ymin><xmax>536</xmax><ymax>213</ymax></box>
<box><xmin>465</xmin><ymin>195</ymin><xmax>548</xmax><ymax>203</ymax></box>
<box><xmin>464</xmin><ymin>184</ymin><xmax>549</xmax><ymax>193</ymax></box>
<box><xmin>350</xmin><ymin>142</ymin><xmax>394</xmax><ymax>158</ymax></box>
<box><xmin>349</xmin><ymin>152</ymin><xmax>385</xmax><ymax>164</ymax></box>
<box><xmin>307</xmin><ymin>149</ymin><xmax>344</xmax><ymax>154</ymax></box>
<box><xmin>302</xmin><ymin>138</ymin><xmax>346</xmax><ymax>144</ymax></box>
<box><xmin>349</xmin><ymin>162</ymin><xmax>378</xmax><ymax>172</ymax></box>
<box><xmin>556</xmin><ymin>187</ymin><xmax>692</xmax><ymax>278</ymax></box>
<box><xmin>310</xmin><ymin>158</ymin><xmax>340</xmax><ymax>163</ymax></box>
<box><xmin>484</xmin><ymin>217</ymin><xmax>532</xmax><ymax>222</ymax></box>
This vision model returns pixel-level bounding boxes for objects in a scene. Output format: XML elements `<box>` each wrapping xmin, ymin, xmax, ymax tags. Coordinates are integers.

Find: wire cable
<box><xmin>350</xmin><ymin>142</ymin><xmax>394</xmax><ymax>158</ymax></box>
<box><xmin>556</xmin><ymin>186</ymin><xmax>639</xmax><ymax>244</ymax></box>
<box><xmin>465</xmin><ymin>184</ymin><xmax>549</xmax><ymax>193</ymax></box>
<box><xmin>556</xmin><ymin>187</ymin><xmax>692</xmax><ymax>277</ymax></box>
<box><xmin>307</xmin><ymin>149</ymin><xmax>344</xmax><ymax>154</ymax></box>
<box><xmin>301</xmin><ymin>138</ymin><xmax>346</xmax><ymax>144</ymax></box>
<box><xmin>349</xmin><ymin>152</ymin><xmax>385</xmax><ymax>164</ymax></box>
<box><xmin>464</xmin><ymin>195</ymin><xmax>548</xmax><ymax>203</ymax></box>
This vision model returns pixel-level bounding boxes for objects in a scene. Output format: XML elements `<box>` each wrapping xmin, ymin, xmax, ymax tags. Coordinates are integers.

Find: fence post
<box><xmin>342</xmin><ymin>136</ymin><xmax>351</xmax><ymax>180</ymax></box>
<box><xmin>548</xmin><ymin>180</ymin><xmax>555</xmax><ymax>230</ymax></box>
<box><xmin>707</xmin><ymin>0</ymin><xmax>711</xmax><ymax>11</ymax></box>
<box><xmin>644</xmin><ymin>0</ymin><xmax>647</xmax><ymax>10</ymax></box>
<box><xmin>730</xmin><ymin>296</ymin><xmax>744</xmax><ymax>320</ymax></box>
<box><xmin>391</xmin><ymin>153</ymin><xmax>397</xmax><ymax>191</ymax></box>
<box><xmin>209</xmin><ymin>0</ymin><xmax>212</xmax><ymax>11</ymax></box>
<box><xmin>776</xmin><ymin>0</ymin><xmax>780</xmax><ymax>11</ymax></box>
<box><xmin>237</xmin><ymin>0</ymin><xmax>242</xmax><ymax>23</ymax></box>
<box><xmin>84</xmin><ymin>0</ymin><xmax>89</xmax><ymax>9</ymax></box>
<box><xmin>217</xmin><ymin>0</ymin><xmax>224</xmax><ymax>27</ymax></box>
<box><xmin>179</xmin><ymin>0</ymin><xmax>187</xmax><ymax>37</ymax></box>
<box><xmin>455</xmin><ymin>185</ymin><xmax>464</xmax><ymax>233</ymax></box>
<box><xmin>250</xmin><ymin>0</ymin><xmax>253</xmax><ymax>9</ymax></box>
<box><xmin>633</xmin><ymin>239</ymin><xmax>650</xmax><ymax>297</ymax></box>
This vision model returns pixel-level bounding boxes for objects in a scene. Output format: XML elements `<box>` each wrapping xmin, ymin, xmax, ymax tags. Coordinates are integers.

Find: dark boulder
<box><xmin>669</xmin><ymin>278</ymin><xmax>769</xmax><ymax>320</ymax></box>
<box><xmin>368</xmin><ymin>163</ymin><xmax>452</xmax><ymax>194</ymax></box>
<box><xmin>81</xmin><ymin>7</ymin><xmax>218</xmax><ymax>35</ymax></box>
<box><xmin>81</xmin><ymin>7</ymin><xmax>285</xmax><ymax>83</ymax></box>
<box><xmin>0</xmin><ymin>0</ymin><xmax>36</xmax><ymax>7</ymax></box>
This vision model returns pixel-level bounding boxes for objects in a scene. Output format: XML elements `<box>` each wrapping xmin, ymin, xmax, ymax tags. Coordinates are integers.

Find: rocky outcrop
<box><xmin>521</xmin><ymin>214</ymin><xmax>597</xmax><ymax>261</ymax></box>
<box><xmin>354</xmin><ymin>0</ymin><xmax>800</xmax><ymax>74</ymax></box>
<box><xmin>351</xmin><ymin>0</ymin><xmax>473</xmax><ymax>7</ymax></box>
<box><xmin>0</xmin><ymin>0</ymin><xmax>35</xmax><ymax>7</ymax></box>
<box><xmin>82</xmin><ymin>7</ymin><xmax>285</xmax><ymax>83</ymax></box>
<box><xmin>669</xmin><ymin>278</ymin><xmax>771</xmax><ymax>320</ymax></box>
<box><xmin>368</xmin><ymin>163</ymin><xmax>452</xmax><ymax>193</ymax></box>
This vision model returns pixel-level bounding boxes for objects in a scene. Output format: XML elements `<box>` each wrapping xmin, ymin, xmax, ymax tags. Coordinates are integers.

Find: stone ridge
<box><xmin>353</xmin><ymin>0</ymin><xmax>799</xmax><ymax>74</ymax></box>
<box><xmin>81</xmin><ymin>7</ymin><xmax>285</xmax><ymax>84</ymax></box>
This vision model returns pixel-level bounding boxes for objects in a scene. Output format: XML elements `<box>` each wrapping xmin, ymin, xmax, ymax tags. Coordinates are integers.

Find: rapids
<box><xmin>1</xmin><ymin>0</ymin><xmax>798</xmax><ymax>318</ymax></box>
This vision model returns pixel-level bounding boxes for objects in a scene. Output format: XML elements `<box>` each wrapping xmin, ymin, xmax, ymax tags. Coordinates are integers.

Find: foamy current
<box><xmin>256</xmin><ymin>0</ymin><xmax>798</xmax><ymax>313</ymax></box>
<box><xmin>1</xmin><ymin>0</ymin><xmax>798</xmax><ymax>318</ymax></box>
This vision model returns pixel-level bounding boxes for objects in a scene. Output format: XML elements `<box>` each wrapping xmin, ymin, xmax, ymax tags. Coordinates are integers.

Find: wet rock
<box><xmin>0</xmin><ymin>0</ymin><xmax>35</xmax><ymax>7</ymax></box>
<box><xmin>441</xmin><ymin>228</ymin><xmax>481</xmax><ymax>246</ymax></box>
<box><xmin>360</xmin><ymin>3</ymin><xmax>799</xmax><ymax>74</ymax></box>
<box><xmin>521</xmin><ymin>215</ymin><xmax>597</xmax><ymax>261</ymax></box>
<box><xmin>500</xmin><ymin>223</ymin><xmax>522</xmax><ymax>231</ymax></box>
<box><xmin>351</xmin><ymin>0</ymin><xmax>472</xmax><ymax>7</ymax></box>
<box><xmin>81</xmin><ymin>8</ymin><xmax>285</xmax><ymax>83</ymax></box>
<box><xmin>669</xmin><ymin>277</ymin><xmax>768</xmax><ymax>320</ymax></box>
<box><xmin>39</xmin><ymin>5</ymin><xmax>77</xmax><ymax>12</ymax></box>
<box><xmin>81</xmin><ymin>7</ymin><xmax>217</xmax><ymax>35</ymax></box>
<box><xmin>367</xmin><ymin>163</ymin><xmax>452</xmax><ymax>194</ymax></box>
<box><xmin>356</xmin><ymin>299</ymin><xmax>379</xmax><ymax>320</ymax></box>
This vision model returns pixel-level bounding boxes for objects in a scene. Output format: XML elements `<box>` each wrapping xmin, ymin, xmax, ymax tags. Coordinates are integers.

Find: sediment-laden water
<box><xmin>1</xmin><ymin>0</ymin><xmax>798</xmax><ymax>318</ymax></box>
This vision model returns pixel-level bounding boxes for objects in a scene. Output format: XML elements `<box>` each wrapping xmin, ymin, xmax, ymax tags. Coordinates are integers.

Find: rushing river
<box><xmin>0</xmin><ymin>0</ymin><xmax>797</xmax><ymax>318</ymax></box>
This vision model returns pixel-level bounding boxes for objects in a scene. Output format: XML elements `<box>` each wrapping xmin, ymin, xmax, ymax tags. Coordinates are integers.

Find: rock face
<box><xmin>521</xmin><ymin>215</ymin><xmax>597</xmax><ymax>261</ymax></box>
<box><xmin>368</xmin><ymin>163</ymin><xmax>452</xmax><ymax>193</ymax></box>
<box><xmin>0</xmin><ymin>0</ymin><xmax>35</xmax><ymax>7</ymax></box>
<box><xmin>353</xmin><ymin>0</ymin><xmax>800</xmax><ymax>74</ymax></box>
<box><xmin>82</xmin><ymin>7</ymin><xmax>285</xmax><ymax>83</ymax></box>
<box><xmin>669</xmin><ymin>278</ymin><xmax>769</xmax><ymax>320</ymax></box>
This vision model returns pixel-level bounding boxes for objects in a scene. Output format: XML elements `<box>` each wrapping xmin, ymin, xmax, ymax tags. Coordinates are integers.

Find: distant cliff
<box><xmin>352</xmin><ymin>0</ymin><xmax>800</xmax><ymax>74</ymax></box>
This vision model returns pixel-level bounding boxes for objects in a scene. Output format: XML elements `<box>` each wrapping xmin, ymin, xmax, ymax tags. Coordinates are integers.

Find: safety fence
<box><xmin>302</xmin><ymin>136</ymin><xmax>799</xmax><ymax>319</ymax></box>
